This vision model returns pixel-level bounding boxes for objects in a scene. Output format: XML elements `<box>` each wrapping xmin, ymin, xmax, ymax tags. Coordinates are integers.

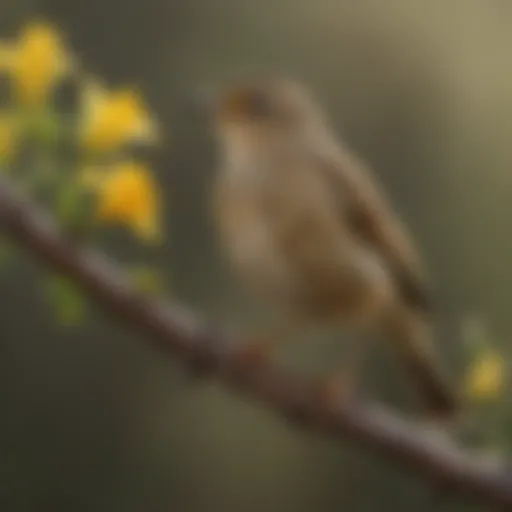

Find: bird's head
<box><xmin>196</xmin><ymin>77</ymin><xmax>327</xmax><ymax>146</ymax></box>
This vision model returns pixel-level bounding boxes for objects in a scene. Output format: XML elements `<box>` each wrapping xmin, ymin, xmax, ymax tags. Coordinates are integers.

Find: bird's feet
<box><xmin>314</xmin><ymin>372</ymin><xmax>356</xmax><ymax>410</ymax></box>
<box><xmin>234</xmin><ymin>338</ymin><xmax>274</xmax><ymax>368</ymax></box>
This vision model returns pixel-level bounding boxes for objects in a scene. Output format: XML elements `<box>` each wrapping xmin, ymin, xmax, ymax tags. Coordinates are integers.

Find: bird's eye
<box><xmin>245</xmin><ymin>89</ymin><xmax>273</xmax><ymax>118</ymax></box>
<box><xmin>220</xmin><ymin>87</ymin><xmax>275</xmax><ymax>121</ymax></box>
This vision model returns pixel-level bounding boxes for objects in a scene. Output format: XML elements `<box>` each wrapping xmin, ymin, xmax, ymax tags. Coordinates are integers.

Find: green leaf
<box><xmin>39</xmin><ymin>111</ymin><xmax>62</xmax><ymax>147</ymax></box>
<box><xmin>25</xmin><ymin>108</ymin><xmax>62</xmax><ymax>147</ymax></box>
<box><xmin>44</xmin><ymin>275</ymin><xmax>87</xmax><ymax>327</ymax></box>
<box><xmin>56</xmin><ymin>180</ymin><xmax>81</xmax><ymax>220</ymax></box>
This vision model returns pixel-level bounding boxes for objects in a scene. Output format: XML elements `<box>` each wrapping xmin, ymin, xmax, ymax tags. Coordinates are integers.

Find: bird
<box><xmin>203</xmin><ymin>76</ymin><xmax>458</xmax><ymax>419</ymax></box>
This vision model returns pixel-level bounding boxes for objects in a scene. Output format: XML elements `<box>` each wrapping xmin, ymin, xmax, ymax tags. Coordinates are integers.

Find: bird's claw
<box><xmin>234</xmin><ymin>339</ymin><xmax>273</xmax><ymax>368</ymax></box>
<box><xmin>314</xmin><ymin>373</ymin><xmax>355</xmax><ymax>409</ymax></box>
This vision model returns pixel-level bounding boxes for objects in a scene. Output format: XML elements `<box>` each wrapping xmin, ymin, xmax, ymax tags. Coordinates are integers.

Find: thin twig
<box><xmin>0</xmin><ymin>175</ymin><xmax>511</xmax><ymax>508</ymax></box>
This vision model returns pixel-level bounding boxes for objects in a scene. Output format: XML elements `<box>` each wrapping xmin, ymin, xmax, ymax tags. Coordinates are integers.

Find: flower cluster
<box><xmin>0</xmin><ymin>20</ymin><xmax>162</xmax><ymax>242</ymax></box>
<box><xmin>0</xmin><ymin>19</ymin><xmax>167</xmax><ymax>325</ymax></box>
<box><xmin>465</xmin><ymin>347</ymin><xmax>505</xmax><ymax>401</ymax></box>
<box><xmin>462</xmin><ymin>318</ymin><xmax>506</xmax><ymax>403</ymax></box>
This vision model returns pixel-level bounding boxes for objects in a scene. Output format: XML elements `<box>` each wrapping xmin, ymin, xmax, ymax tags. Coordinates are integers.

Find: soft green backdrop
<box><xmin>1</xmin><ymin>1</ymin><xmax>511</xmax><ymax>511</ymax></box>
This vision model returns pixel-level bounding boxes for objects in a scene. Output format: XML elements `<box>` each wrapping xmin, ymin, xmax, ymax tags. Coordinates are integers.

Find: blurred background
<box><xmin>1</xmin><ymin>0</ymin><xmax>512</xmax><ymax>510</ymax></box>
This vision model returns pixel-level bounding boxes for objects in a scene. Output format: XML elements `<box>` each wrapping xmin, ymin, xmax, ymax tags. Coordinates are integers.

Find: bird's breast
<box><xmin>213</xmin><ymin>152</ymin><xmax>307</xmax><ymax>303</ymax></box>
<box><xmin>215</xmin><ymin>180</ymin><xmax>299</xmax><ymax>302</ymax></box>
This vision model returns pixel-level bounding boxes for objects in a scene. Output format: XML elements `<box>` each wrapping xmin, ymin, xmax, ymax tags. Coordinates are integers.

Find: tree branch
<box><xmin>0</xmin><ymin>175</ymin><xmax>511</xmax><ymax>508</ymax></box>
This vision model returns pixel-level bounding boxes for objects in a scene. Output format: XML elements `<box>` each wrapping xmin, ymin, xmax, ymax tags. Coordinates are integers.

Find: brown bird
<box><xmin>205</xmin><ymin>77</ymin><xmax>457</xmax><ymax>419</ymax></box>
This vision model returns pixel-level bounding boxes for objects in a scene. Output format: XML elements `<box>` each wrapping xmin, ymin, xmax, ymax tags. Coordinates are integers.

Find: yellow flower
<box><xmin>464</xmin><ymin>349</ymin><xmax>505</xmax><ymax>400</ymax></box>
<box><xmin>83</xmin><ymin>162</ymin><xmax>162</xmax><ymax>243</ymax></box>
<box><xmin>80</xmin><ymin>82</ymin><xmax>158</xmax><ymax>153</ymax></box>
<box><xmin>0</xmin><ymin>43</ymin><xmax>14</xmax><ymax>69</ymax></box>
<box><xmin>0</xmin><ymin>114</ymin><xmax>18</xmax><ymax>164</ymax></box>
<box><xmin>2</xmin><ymin>21</ymin><xmax>71</xmax><ymax>107</ymax></box>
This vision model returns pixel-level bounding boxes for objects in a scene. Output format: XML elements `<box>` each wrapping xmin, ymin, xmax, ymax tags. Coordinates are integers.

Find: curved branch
<box><xmin>0</xmin><ymin>176</ymin><xmax>511</xmax><ymax>508</ymax></box>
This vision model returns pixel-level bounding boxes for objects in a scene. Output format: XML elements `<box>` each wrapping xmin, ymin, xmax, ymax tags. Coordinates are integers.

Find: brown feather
<box><xmin>314</xmin><ymin>147</ymin><xmax>431</xmax><ymax>313</ymax></box>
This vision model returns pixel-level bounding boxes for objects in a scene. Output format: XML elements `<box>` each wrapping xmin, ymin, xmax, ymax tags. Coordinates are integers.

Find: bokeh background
<box><xmin>1</xmin><ymin>1</ymin><xmax>512</xmax><ymax>510</ymax></box>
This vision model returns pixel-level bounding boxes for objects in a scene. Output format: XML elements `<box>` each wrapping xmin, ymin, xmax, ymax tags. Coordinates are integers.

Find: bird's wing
<box><xmin>312</xmin><ymin>146</ymin><xmax>431</xmax><ymax>313</ymax></box>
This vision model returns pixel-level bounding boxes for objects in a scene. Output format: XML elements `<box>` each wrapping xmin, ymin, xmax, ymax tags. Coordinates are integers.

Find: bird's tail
<box><xmin>384</xmin><ymin>307</ymin><xmax>459</xmax><ymax>420</ymax></box>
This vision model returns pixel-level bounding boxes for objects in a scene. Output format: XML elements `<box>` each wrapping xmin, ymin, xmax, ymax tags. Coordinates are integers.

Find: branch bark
<box><xmin>0</xmin><ymin>176</ymin><xmax>511</xmax><ymax>508</ymax></box>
